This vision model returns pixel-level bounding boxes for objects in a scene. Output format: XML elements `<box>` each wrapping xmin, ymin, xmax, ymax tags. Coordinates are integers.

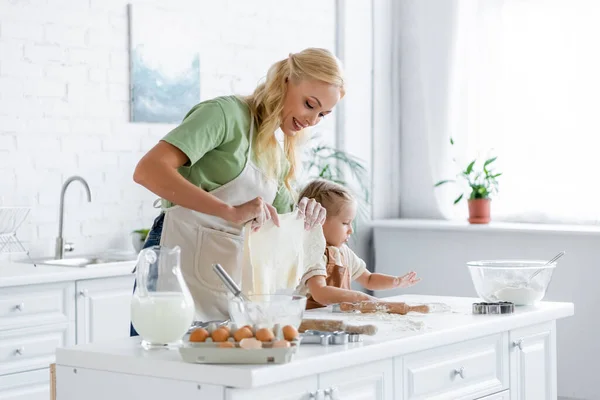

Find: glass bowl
<box><xmin>228</xmin><ymin>294</ymin><xmax>307</xmax><ymax>329</ymax></box>
<box><xmin>467</xmin><ymin>260</ymin><xmax>556</xmax><ymax>305</ymax></box>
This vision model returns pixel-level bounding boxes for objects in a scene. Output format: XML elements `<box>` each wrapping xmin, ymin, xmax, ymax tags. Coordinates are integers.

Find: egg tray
<box><xmin>179</xmin><ymin>324</ymin><xmax>301</xmax><ymax>365</ymax></box>
<box><xmin>179</xmin><ymin>339</ymin><xmax>300</xmax><ymax>365</ymax></box>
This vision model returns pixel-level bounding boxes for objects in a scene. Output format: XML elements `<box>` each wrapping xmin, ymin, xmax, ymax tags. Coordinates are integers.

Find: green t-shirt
<box><xmin>161</xmin><ymin>95</ymin><xmax>295</xmax><ymax>214</ymax></box>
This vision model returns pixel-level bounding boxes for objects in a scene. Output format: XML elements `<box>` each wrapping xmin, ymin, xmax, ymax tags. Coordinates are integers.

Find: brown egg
<box><xmin>255</xmin><ymin>328</ymin><xmax>275</xmax><ymax>342</ymax></box>
<box><xmin>211</xmin><ymin>327</ymin><xmax>230</xmax><ymax>342</ymax></box>
<box><xmin>239</xmin><ymin>338</ymin><xmax>262</xmax><ymax>349</ymax></box>
<box><xmin>220</xmin><ymin>325</ymin><xmax>231</xmax><ymax>336</ymax></box>
<box><xmin>282</xmin><ymin>325</ymin><xmax>299</xmax><ymax>341</ymax></box>
<box><xmin>272</xmin><ymin>340</ymin><xmax>291</xmax><ymax>348</ymax></box>
<box><xmin>233</xmin><ymin>327</ymin><xmax>254</xmax><ymax>342</ymax></box>
<box><xmin>218</xmin><ymin>341</ymin><xmax>235</xmax><ymax>348</ymax></box>
<box><xmin>189</xmin><ymin>328</ymin><xmax>209</xmax><ymax>342</ymax></box>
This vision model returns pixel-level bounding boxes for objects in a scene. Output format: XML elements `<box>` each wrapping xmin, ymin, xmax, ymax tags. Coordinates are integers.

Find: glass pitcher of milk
<box><xmin>131</xmin><ymin>245</ymin><xmax>195</xmax><ymax>349</ymax></box>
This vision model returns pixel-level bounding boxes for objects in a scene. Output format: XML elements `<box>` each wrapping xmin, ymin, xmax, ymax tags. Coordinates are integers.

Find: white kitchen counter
<box><xmin>54</xmin><ymin>295</ymin><xmax>574</xmax><ymax>400</ymax></box>
<box><xmin>0</xmin><ymin>260</ymin><xmax>136</xmax><ymax>287</ymax></box>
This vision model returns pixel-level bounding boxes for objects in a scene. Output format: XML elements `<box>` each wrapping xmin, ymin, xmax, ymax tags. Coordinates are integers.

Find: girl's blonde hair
<box><xmin>298</xmin><ymin>179</ymin><xmax>354</xmax><ymax>217</ymax></box>
<box><xmin>244</xmin><ymin>48</ymin><xmax>345</xmax><ymax>192</ymax></box>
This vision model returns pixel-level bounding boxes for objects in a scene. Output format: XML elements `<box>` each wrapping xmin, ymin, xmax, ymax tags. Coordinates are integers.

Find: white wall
<box><xmin>0</xmin><ymin>0</ymin><xmax>336</xmax><ymax>259</ymax></box>
<box><xmin>372</xmin><ymin>219</ymin><xmax>596</xmax><ymax>400</ymax></box>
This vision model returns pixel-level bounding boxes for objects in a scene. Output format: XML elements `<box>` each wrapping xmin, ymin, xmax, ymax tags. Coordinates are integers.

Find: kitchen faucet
<box><xmin>55</xmin><ymin>176</ymin><xmax>92</xmax><ymax>259</ymax></box>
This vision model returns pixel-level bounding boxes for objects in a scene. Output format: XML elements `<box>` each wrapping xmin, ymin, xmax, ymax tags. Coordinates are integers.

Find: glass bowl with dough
<box><xmin>228</xmin><ymin>294</ymin><xmax>307</xmax><ymax>329</ymax></box>
<box><xmin>467</xmin><ymin>260</ymin><xmax>556</xmax><ymax>305</ymax></box>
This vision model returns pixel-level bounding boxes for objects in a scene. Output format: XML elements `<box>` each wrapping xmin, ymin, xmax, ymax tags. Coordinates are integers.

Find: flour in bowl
<box><xmin>494</xmin><ymin>286</ymin><xmax>543</xmax><ymax>305</ymax></box>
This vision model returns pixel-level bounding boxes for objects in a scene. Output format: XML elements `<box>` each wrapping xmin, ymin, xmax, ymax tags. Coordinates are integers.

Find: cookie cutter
<box><xmin>300</xmin><ymin>330</ymin><xmax>361</xmax><ymax>345</ymax></box>
<box><xmin>472</xmin><ymin>301</ymin><xmax>514</xmax><ymax>315</ymax></box>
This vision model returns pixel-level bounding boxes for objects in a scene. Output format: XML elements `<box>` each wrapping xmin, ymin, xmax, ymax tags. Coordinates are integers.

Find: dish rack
<box><xmin>0</xmin><ymin>207</ymin><xmax>34</xmax><ymax>263</ymax></box>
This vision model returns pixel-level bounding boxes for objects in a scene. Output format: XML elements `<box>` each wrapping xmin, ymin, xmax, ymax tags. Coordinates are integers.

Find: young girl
<box><xmin>296</xmin><ymin>179</ymin><xmax>421</xmax><ymax>309</ymax></box>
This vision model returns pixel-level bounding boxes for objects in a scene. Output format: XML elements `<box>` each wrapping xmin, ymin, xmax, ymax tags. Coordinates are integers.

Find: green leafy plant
<box><xmin>132</xmin><ymin>228</ymin><xmax>150</xmax><ymax>241</ymax></box>
<box><xmin>434</xmin><ymin>138</ymin><xmax>502</xmax><ymax>204</ymax></box>
<box><xmin>300</xmin><ymin>134</ymin><xmax>371</xmax><ymax>229</ymax></box>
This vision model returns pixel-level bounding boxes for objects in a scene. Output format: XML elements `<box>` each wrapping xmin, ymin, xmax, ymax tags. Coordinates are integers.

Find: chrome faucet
<box><xmin>55</xmin><ymin>176</ymin><xmax>92</xmax><ymax>259</ymax></box>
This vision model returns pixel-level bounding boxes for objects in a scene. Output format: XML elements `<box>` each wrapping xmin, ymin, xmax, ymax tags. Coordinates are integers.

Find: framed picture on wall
<box><xmin>127</xmin><ymin>4</ymin><xmax>200</xmax><ymax>124</ymax></box>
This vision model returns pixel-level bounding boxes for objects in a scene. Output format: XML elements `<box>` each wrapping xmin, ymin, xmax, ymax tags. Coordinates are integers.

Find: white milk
<box><xmin>131</xmin><ymin>292</ymin><xmax>194</xmax><ymax>345</ymax></box>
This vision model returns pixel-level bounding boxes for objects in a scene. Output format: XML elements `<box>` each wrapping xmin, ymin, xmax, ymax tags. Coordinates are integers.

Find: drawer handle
<box><xmin>14</xmin><ymin>303</ymin><xmax>24</xmax><ymax>311</ymax></box>
<box><xmin>454</xmin><ymin>366</ymin><xmax>466</xmax><ymax>379</ymax></box>
<box><xmin>79</xmin><ymin>289</ymin><xmax>88</xmax><ymax>297</ymax></box>
<box><xmin>513</xmin><ymin>339</ymin><xmax>524</xmax><ymax>351</ymax></box>
<box><xmin>15</xmin><ymin>347</ymin><xmax>24</xmax><ymax>356</ymax></box>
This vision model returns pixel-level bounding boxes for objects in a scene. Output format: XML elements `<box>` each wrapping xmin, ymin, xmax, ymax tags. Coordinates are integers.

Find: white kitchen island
<box><xmin>55</xmin><ymin>295</ymin><xmax>574</xmax><ymax>400</ymax></box>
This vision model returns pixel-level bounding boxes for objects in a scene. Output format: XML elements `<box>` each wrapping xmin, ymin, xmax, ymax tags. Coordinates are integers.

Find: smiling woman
<box><xmin>131</xmin><ymin>48</ymin><xmax>346</xmax><ymax>331</ymax></box>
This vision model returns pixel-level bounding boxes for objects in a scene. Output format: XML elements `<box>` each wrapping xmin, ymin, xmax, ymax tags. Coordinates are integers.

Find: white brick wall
<box><xmin>0</xmin><ymin>0</ymin><xmax>336</xmax><ymax>258</ymax></box>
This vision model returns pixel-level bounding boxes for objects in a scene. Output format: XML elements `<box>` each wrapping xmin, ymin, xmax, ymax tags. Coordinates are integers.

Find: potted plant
<box><xmin>434</xmin><ymin>138</ymin><xmax>501</xmax><ymax>224</ymax></box>
<box><xmin>299</xmin><ymin>134</ymin><xmax>370</xmax><ymax>231</ymax></box>
<box><xmin>131</xmin><ymin>228</ymin><xmax>150</xmax><ymax>253</ymax></box>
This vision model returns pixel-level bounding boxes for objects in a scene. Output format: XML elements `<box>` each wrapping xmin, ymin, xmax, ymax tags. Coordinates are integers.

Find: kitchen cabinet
<box><xmin>400</xmin><ymin>333</ymin><xmax>508</xmax><ymax>400</ymax></box>
<box><xmin>226</xmin><ymin>375</ymin><xmax>318</xmax><ymax>400</ymax></box>
<box><xmin>476</xmin><ymin>390</ymin><xmax>510</xmax><ymax>399</ymax></box>
<box><xmin>226</xmin><ymin>359</ymin><xmax>393</xmax><ymax>400</ymax></box>
<box><xmin>75</xmin><ymin>275</ymin><xmax>135</xmax><ymax>344</ymax></box>
<box><xmin>0</xmin><ymin>368</ymin><xmax>50</xmax><ymax>400</ymax></box>
<box><xmin>55</xmin><ymin>295</ymin><xmax>575</xmax><ymax>400</ymax></box>
<box><xmin>510</xmin><ymin>321</ymin><xmax>556</xmax><ymax>400</ymax></box>
<box><xmin>317</xmin><ymin>358</ymin><xmax>393</xmax><ymax>400</ymax></box>
<box><xmin>0</xmin><ymin>266</ymin><xmax>135</xmax><ymax>400</ymax></box>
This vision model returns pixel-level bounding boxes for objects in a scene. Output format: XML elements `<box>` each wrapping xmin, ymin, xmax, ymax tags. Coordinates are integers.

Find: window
<box><xmin>467</xmin><ymin>0</ymin><xmax>600</xmax><ymax>224</ymax></box>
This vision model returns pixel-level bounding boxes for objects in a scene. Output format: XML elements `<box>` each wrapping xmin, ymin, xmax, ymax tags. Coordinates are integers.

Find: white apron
<box><xmin>159</xmin><ymin>120</ymin><xmax>278</xmax><ymax>322</ymax></box>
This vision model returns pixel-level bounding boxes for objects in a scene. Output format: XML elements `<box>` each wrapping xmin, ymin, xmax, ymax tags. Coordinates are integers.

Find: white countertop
<box><xmin>55</xmin><ymin>294</ymin><xmax>574</xmax><ymax>389</ymax></box>
<box><xmin>0</xmin><ymin>261</ymin><xmax>136</xmax><ymax>287</ymax></box>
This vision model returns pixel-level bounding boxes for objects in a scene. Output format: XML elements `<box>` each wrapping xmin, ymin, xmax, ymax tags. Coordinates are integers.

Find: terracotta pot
<box><xmin>468</xmin><ymin>198</ymin><xmax>491</xmax><ymax>224</ymax></box>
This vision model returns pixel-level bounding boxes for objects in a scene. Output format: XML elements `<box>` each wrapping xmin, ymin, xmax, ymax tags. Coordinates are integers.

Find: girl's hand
<box><xmin>393</xmin><ymin>271</ymin><xmax>421</xmax><ymax>288</ymax></box>
<box><xmin>296</xmin><ymin>197</ymin><xmax>326</xmax><ymax>230</ymax></box>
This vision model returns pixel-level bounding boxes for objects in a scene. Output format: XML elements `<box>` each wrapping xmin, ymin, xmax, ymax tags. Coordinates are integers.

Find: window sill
<box><xmin>370</xmin><ymin>218</ymin><xmax>600</xmax><ymax>237</ymax></box>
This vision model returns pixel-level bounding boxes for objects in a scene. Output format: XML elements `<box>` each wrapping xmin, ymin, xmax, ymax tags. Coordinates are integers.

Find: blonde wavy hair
<box><xmin>244</xmin><ymin>48</ymin><xmax>345</xmax><ymax>192</ymax></box>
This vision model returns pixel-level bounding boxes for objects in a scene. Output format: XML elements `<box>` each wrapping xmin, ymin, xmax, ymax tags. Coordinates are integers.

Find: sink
<box><xmin>31</xmin><ymin>254</ymin><xmax>138</xmax><ymax>268</ymax></box>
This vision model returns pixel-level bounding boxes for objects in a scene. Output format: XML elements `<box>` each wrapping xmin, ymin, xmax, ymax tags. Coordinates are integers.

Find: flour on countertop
<box><xmin>343</xmin><ymin>312</ymin><xmax>427</xmax><ymax>332</ymax></box>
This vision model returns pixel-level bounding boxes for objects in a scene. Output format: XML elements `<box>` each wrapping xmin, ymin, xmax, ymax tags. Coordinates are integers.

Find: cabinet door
<box><xmin>318</xmin><ymin>359</ymin><xmax>394</xmax><ymax>400</ymax></box>
<box><xmin>510</xmin><ymin>321</ymin><xmax>556</xmax><ymax>400</ymax></box>
<box><xmin>476</xmin><ymin>390</ymin><xmax>510</xmax><ymax>399</ymax></box>
<box><xmin>0</xmin><ymin>369</ymin><xmax>49</xmax><ymax>400</ymax></box>
<box><xmin>226</xmin><ymin>375</ymin><xmax>318</xmax><ymax>400</ymax></box>
<box><xmin>75</xmin><ymin>275</ymin><xmax>135</xmax><ymax>344</ymax></box>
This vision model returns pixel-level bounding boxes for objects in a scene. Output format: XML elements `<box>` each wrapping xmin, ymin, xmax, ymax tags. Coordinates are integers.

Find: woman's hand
<box><xmin>296</xmin><ymin>197</ymin><xmax>326</xmax><ymax>230</ymax></box>
<box><xmin>229</xmin><ymin>197</ymin><xmax>280</xmax><ymax>232</ymax></box>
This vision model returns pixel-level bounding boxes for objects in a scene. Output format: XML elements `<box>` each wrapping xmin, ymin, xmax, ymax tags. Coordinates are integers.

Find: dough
<box><xmin>241</xmin><ymin>210</ymin><xmax>326</xmax><ymax>296</ymax></box>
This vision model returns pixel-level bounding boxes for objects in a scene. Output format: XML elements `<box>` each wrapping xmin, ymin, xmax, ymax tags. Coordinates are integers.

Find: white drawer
<box><xmin>0</xmin><ymin>323</ymin><xmax>74</xmax><ymax>376</ymax></box>
<box><xmin>402</xmin><ymin>333</ymin><xmax>509</xmax><ymax>400</ymax></box>
<box><xmin>0</xmin><ymin>282</ymin><xmax>75</xmax><ymax>330</ymax></box>
<box><xmin>0</xmin><ymin>368</ymin><xmax>49</xmax><ymax>400</ymax></box>
<box><xmin>477</xmin><ymin>389</ymin><xmax>510</xmax><ymax>399</ymax></box>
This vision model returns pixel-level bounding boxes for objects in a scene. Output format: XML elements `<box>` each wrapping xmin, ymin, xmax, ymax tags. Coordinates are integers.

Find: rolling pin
<box><xmin>338</xmin><ymin>301</ymin><xmax>430</xmax><ymax>315</ymax></box>
<box><xmin>299</xmin><ymin>319</ymin><xmax>378</xmax><ymax>336</ymax></box>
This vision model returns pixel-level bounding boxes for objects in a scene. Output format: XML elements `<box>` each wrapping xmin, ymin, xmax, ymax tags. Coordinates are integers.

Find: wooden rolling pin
<box><xmin>339</xmin><ymin>301</ymin><xmax>430</xmax><ymax>315</ymax></box>
<box><xmin>299</xmin><ymin>319</ymin><xmax>378</xmax><ymax>335</ymax></box>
